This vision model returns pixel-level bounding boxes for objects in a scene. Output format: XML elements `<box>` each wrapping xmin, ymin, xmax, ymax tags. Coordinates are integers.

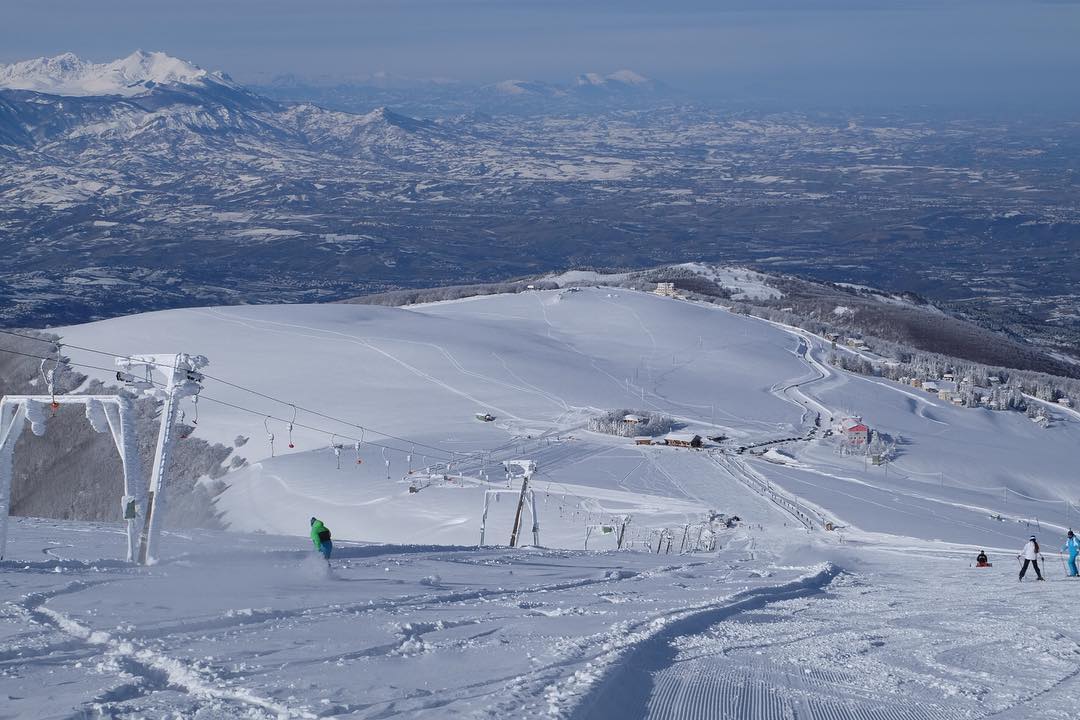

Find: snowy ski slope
<box><xmin>59</xmin><ymin>288</ymin><xmax>811</xmax><ymax>548</ymax></box>
<box><xmin>56</xmin><ymin>287</ymin><xmax>1080</xmax><ymax>551</ymax></box>
<box><xmin>1</xmin><ymin>286</ymin><xmax>1076</xmax><ymax>718</ymax></box>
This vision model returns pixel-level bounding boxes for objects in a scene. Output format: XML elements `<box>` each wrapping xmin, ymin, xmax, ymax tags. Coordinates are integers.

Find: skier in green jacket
<box><xmin>310</xmin><ymin>517</ymin><xmax>332</xmax><ymax>562</ymax></box>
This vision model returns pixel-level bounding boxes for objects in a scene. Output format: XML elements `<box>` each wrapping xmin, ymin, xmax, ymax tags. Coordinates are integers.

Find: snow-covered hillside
<box><xmin>5</xmin><ymin>287</ymin><xmax>1080</xmax><ymax>717</ymax></box>
<box><xmin>55</xmin><ymin>288</ymin><xmax>1080</xmax><ymax>550</ymax></box>
<box><xmin>58</xmin><ymin>289</ymin><xmax>805</xmax><ymax>549</ymax></box>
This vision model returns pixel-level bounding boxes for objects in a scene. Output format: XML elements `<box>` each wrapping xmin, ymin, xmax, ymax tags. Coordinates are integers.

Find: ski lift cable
<box><xmin>0</xmin><ymin>328</ymin><xmax>465</xmax><ymax>461</ymax></box>
<box><xmin>196</xmin><ymin>368</ymin><xmax>461</xmax><ymax>459</ymax></box>
<box><xmin>0</xmin><ymin>329</ymin><xmax>188</xmax><ymax>374</ymax></box>
<box><xmin>0</xmin><ymin>338</ymin><xmax>461</xmax><ymax>462</ymax></box>
<box><xmin>532</xmin><ymin>468</ymin><xmax>593</xmax><ymax>509</ymax></box>
<box><xmin>194</xmin><ymin>394</ymin><xmax>438</xmax><ymax>459</ymax></box>
<box><xmin>195</xmin><ymin>393</ymin><xmax>474</xmax><ymax>464</ymax></box>
<box><xmin>0</xmin><ymin>341</ymin><xmax>734</xmax><ymax>495</ymax></box>
<box><xmin>0</xmin><ymin>345</ymin><xmax>118</xmax><ymax>376</ymax></box>
<box><xmin>0</xmin><ymin>344</ymin><xmax>437</xmax><ymax>460</ymax></box>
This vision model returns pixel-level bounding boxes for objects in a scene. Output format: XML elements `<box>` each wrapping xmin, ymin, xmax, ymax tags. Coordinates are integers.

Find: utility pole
<box><xmin>116</xmin><ymin>353</ymin><xmax>206</xmax><ymax>564</ymax></box>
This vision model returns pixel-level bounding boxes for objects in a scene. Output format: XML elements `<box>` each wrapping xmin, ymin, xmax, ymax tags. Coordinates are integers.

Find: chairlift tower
<box><xmin>116</xmin><ymin>353</ymin><xmax>207</xmax><ymax>564</ymax></box>
<box><xmin>478</xmin><ymin>458</ymin><xmax>540</xmax><ymax>548</ymax></box>
<box><xmin>506</xmin><ymin>460</ymin><xmax>538</xmax><ymax>547</ymax></box>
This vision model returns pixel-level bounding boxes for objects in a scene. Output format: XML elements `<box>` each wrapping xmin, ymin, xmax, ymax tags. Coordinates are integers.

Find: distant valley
<box><xmin>2</xmin><ymin>51</ymin><xmax>1078</xmax><ymax>363</ymax></box>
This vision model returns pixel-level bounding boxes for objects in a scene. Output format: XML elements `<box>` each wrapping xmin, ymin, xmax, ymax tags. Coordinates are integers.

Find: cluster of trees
<box><xmin>734</xmin><ymin>296</ymin><xmax>1078</xmax><ymax>380</ymax></box>
<box><xmin>0</xmin><ymin>331</ymin><xmax>238</xmax><ymax>528</ymax></box>
<box><xmin>587</xmin><ymin>409</ymin><xmax>677</xmax><ymax>438</ymax></box>
<box><xmin>866</xmin><ymin>431</ymin><xmax>896</xmax><ymax>460</ymax></box>
<box><xmin>644</xmin><ymin>268</ymin><xmax>732</xmax><ymax>300</ymax></box>
<box><xmin>827</xmin><ymin>336</ymin><xmax>1080</xmax><ymax>416</ymax></box>
<box><xmin>346</xmin><ymin>280</ymin><xmax>559</xmax><ymax>307</ymax></box>
<box><xmin>349</xmin><ymin>264</ymin><xmax>737</xmax><ymax>309</ymax></box>
<box><xmin>683</xmin><ymin>274</ymin><xmax>1080</xmax><ymax>415</ymax></box>
<box><xmin>569</xmin><ymin>264</ymin><xmax>1078</xmax><ymax>383</ymax></box>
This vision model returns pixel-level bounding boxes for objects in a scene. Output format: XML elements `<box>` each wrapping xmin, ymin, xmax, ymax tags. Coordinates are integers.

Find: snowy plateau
<box><xmin>4</xmin><ymin>287</ymin><xmax>1080</xmax><ymax>719</ymax></box>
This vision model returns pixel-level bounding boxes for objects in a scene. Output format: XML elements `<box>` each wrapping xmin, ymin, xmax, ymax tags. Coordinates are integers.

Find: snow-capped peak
<box><xmin>606</xmin><ymin>69</ymin><xmax>651</xmax><ymax>86</ymax></box>
<box><xmin>0</xmin><ymin>50</ymin><xmax>226</xmax><ymax>97</ymax></box>
<box><xmin>494</xmin><ymin>79</ymin><xmax>530</xmax><ymax>95</ymax></box>
<box><xmin>103</xmin><ymin>50</ymin><xmax>207</xmax><ymax>87</ymax></box>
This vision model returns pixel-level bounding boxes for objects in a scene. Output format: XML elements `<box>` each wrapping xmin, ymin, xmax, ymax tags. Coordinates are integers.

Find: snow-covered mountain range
<box><xmin>0</xmin><ymin>50</ymin><xmax>235</xmax><ymax>97</ymax></box>
<box><xmin>258</xmin><ymin>66</ymin><xmax>672</xmax><ymax>113</ymax></box>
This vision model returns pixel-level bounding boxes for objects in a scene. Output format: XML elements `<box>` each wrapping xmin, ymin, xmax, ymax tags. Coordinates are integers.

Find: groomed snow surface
<box><xmin>4</xmin><ymin>287</ymin><xmax>1080</xmax><ymax>718</ymax></box>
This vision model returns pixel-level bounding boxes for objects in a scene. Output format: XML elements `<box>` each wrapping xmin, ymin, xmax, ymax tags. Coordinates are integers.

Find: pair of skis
<box><xmin>1016</xmin><ymin>553</ymin><xmax>1047</xmax><ymax>581</ymax></box>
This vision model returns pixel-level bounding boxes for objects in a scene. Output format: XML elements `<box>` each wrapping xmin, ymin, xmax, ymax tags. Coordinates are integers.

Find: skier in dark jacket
<box><xmin>975</xmin><ymin>550</ymin><xmax>989</xmax><ymax>567</ymax></box>
<box><xmin>310</xmin><ymin>517</ymin><xmax>332</xmax><ymax>561</ymax></box>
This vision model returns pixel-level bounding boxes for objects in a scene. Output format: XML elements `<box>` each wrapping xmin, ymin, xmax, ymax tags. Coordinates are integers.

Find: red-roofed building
<box><xmin>840</xmin><ymin>418</ymin><xmax>869</xmax><ymax>445</ymax></box>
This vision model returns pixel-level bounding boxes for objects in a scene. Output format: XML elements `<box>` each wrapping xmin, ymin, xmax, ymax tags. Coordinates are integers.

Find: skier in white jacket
<box><xmin>1018</xmin><ymin>536</ymin><xmax>1045</xmax><ymax>581</ymax></box>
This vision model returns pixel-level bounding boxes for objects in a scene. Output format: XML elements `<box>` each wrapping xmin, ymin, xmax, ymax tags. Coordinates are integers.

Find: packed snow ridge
<box><xmin>0</xmin><ymin>50</ymin><xmax>230</xmax><ymax>97</ymax></box>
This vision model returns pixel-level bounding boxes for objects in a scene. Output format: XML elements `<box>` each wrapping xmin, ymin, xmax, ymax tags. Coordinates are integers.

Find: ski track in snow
<box><xmin>546</xmin><ymin>564</ymin><xmax>841</xmax><ymax>720</ymax></box>
<box><xmin>13</xmin><ymin>579</ymin><xmax>314</xmax><ymax>719</ymax></box>
<box><xmin>5</xmin><ymin>535</ymin><xmax>804</xmax><ymax>719</ymax></box>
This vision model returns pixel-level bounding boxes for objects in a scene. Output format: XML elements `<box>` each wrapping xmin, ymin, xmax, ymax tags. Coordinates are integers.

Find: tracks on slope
<box><xmin>12</xmin><ymin>580</ymin><xmax>316</xmax><ymax>720</ymax></box>
<box><xmin>543</xmin><ymin>564</ymin><xmax>841</xmax><ymax>720</ymax></box>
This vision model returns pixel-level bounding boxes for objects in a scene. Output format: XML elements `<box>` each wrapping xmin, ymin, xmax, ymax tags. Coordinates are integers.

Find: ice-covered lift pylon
<box><xmin>0</xmin><ymin>394</ymin><xmax>142</xmax><ymax>562</ymax></box>
<box><xmin>115</xmin><ymin>353</ymin><xmax>207</xmax><ymax>564</ymax></box>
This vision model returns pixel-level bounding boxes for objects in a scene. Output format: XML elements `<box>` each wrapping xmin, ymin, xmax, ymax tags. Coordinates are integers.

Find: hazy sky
<box><xmin>4</xmin><ymin>0</ymin><xmax>1079</xmax><ymax>108</ymax></box>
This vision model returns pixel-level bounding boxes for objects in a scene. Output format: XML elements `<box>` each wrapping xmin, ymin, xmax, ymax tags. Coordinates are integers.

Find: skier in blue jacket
<box><xmin>1064</xmin><ymin>530</ymin><xmax>1080</xmax><ymax>577</ymax></box>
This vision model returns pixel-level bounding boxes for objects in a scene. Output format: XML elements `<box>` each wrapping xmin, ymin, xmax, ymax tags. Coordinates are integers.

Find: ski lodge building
<box><xmin>654</xmin><ymin>282</ymin><xmax>677</xmax><ymax>298</ymax></box>
<box><xmin>664</xmin><ymin>432</ymin><xmax>702</xmax><ymax>448</ymax></box>
<box><xmin>837</xmin><ymin>418</ymin><xmax>869</xmax><ymax>445</ymax></box>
